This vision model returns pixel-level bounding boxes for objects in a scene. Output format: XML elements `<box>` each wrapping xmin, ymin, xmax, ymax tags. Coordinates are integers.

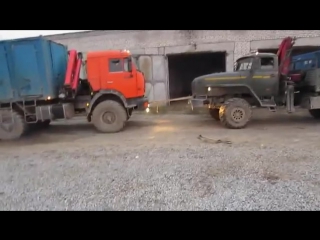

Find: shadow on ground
<box><xmin>0</xmin><ymin>118</ymin><xmax>157</xmax><ymax>146</ymax></box>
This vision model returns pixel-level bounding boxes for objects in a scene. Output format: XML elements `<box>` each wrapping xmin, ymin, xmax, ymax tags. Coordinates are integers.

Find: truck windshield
<box><xmin>234</xmin><ymin>57</ymin><xmax>253</xmax><ymax>71</ymax></box>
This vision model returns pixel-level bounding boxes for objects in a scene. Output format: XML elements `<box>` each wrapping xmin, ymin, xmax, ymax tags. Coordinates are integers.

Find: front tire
<box><xmin>309</xmin><ymin>109</ymin><xmax>320</xmax><ymax>119</ymax></box>
<box><xmin>92</xmin><ymin>100</ymin><xmax>127</xmax><ymax>133</ymax></box>
<box><xmin>0</xmin><ymin>110</ymin><xmax>27</xmax><ymax>140</ymax></box>
<box><xmin>219</xmin><ymin>98</ymin><xmax>252</xmax><ymax>129</ymax></box>
<box><xmin>209</xmin><ymin>108</ymin><xmax>220</xmax><ymax>121</ymax></box>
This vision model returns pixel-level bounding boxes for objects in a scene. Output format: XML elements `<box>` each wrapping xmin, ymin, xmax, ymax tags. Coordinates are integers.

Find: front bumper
<box><xmin>190</xmin><ymin>96</ymin><xmax>210</xmax><ymax>108</ymax></box>
<box><xmin>127</xmin><ymin>97</ymin><xmax>149</xmax><ymax>110</ymax></box>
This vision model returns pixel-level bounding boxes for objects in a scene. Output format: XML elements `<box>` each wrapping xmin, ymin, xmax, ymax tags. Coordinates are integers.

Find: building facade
<box><xmin>46</xmin><ymin>30</ymin><xmax>320</xmax><ymax>103</ymax></box>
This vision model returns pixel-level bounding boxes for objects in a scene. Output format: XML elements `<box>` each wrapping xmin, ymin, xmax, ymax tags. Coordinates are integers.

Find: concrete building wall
<box><xmin>46</xmin><ymin>30</ymin><xmax>320</xmax><ymax>103</ymax></box>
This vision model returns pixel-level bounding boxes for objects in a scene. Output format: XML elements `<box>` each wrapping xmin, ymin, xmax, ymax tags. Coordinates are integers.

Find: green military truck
<box><xmin>191</xmin><ymin>37</ymin><xmax>320</xmax><ymax>129</ymax></box>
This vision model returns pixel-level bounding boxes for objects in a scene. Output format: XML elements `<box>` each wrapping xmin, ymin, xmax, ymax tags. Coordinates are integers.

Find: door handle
<box><xmin>124</xmin><ymin>74</ymin><xmax>133</xmax><ymax>79</ymax></box>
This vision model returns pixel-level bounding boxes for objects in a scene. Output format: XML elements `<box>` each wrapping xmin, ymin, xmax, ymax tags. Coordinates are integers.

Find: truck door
<box><xmin>252</xmin><ymin>56</ymin><xmax>279</xmax><ymax>97</ymax></box>
<box><xmin>106</xmin><ymin>57</ymin><xmax>137</xmax><ymax>98</ymax></box>
<box><xmin>132</xmin><ymin>54</ymin><xmax>168</xmax><ymax>103</ymax></box>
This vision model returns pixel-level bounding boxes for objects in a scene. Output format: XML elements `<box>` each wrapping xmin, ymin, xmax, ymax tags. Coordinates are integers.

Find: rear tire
<box><xmin>209</xmin><ymin>108</ymin><xmax>220</xmax><ymax>121</ymax></box>
<box><xmin>219</xmin><ymin>98</ymin><xmax>252</xmax><ymax>129</ymax></box>
<box><xmin>92</xmin><ymin>100</ymin><xmax>127</xmax><ymax>133</ymax></box>
<box><xmin>0</xmin><ymin>110</ymin><xmax>27</xmax><ymax>140</ymax></box>
<box><xmin>309</xmin><ymin>109</ymin><xmax>320</xmax><ymax>119</ymax></box>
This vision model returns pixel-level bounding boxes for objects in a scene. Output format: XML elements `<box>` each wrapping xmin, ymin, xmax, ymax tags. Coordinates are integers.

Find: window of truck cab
<box><xmin>259</xmin><ymin>56</ymin><xmax>275</xmax><ymax>70</ymax></box>
<box><xmin>109</xmin><ymin>58</ymin><xmax>131</xmax><ymax>73</ymax></box>
<box><xmin>235</xmin><ymin>57</ymin><xmax>253</xmax><ymax>71</ymax></box>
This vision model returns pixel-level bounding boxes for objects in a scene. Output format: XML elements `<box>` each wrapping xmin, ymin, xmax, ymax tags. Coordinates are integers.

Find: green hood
<box><xmin>192</xmin><ymin>72</ymin><xmax>242</xmax><ymax>95</ymax></box>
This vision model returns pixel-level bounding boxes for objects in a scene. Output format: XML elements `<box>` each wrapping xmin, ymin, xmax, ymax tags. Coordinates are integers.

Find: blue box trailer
<box><xmin>0</xmin><ymin>36</ymin><xmax>75</xmax><ymax>140</ymax></box>
<box><xmin>0</xmin><ymin>36</ymin><xmax>68</xmax><ymax>103</ymax></box>
<box><xmin>291</xmin><ymin>50</ymin><xmax>320</xmax><ymax>70</ymax></box>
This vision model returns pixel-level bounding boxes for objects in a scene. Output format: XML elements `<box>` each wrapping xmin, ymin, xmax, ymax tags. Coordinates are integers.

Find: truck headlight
<box><xmin>208</xmin><ymin>87</ymin><xmax>211</xmax><ymax>91</ymax></box>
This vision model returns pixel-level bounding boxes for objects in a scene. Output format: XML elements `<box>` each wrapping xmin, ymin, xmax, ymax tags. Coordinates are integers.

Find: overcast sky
<box><xmin>0</xmin><ymin>30</ymin><xmax>90</xmax><ymax>40</ymax></box>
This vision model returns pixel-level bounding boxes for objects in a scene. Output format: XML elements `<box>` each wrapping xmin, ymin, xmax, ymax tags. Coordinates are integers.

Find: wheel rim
<box><xmin>102</xmin><ymin>112</ymin><xmax>116</xmax><ymax>124</ymax></box>
<box><xmin>231</xmin><ymin>108</ymin><xmax>245</xmax><ymax>122</ymax></box>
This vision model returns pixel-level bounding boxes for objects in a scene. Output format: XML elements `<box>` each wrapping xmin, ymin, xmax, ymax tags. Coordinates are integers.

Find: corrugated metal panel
<box><xmin>292</xmin><ymin>50</ymin><xmax>320</xmax><ymax>70</ymax></box>
<box><xmin>0</xmin><ymin>37</ymin><xmax>68</xmax><ymax>103</ymax></box>
<box><xmin>134</xmin><ymin>54</ymin><xmax>168</xmax><ymax>104</ymax></box>
<box><xmin>50</xmin><ymin>42</ymin><xmax>68</xmax><ymax>93</ymax></box>
<box><xmin>0</xmin><ymin>45</ymin><xmax>13</xmax><ymax>100</ymax></box>
<box><xmin>145</xmin><ymin>82</ymin><xmax>154</xmax><ymax>102</ymax></box>
<box><xmin>12</xmin><ymin>42</ymin><xmax>42</xmax><ymax>96</ymax></box>
<box><xmin>153</xmin><ymin>82</ymin><xmax>167</xmax><ymax>101</ymax></box>
<box><xmin>138</xmin><ymin>56</ymin><xmax>152</xmax><ymax>81</ymax></box>
<box><xmin>152</xmin><ymin>55</ymin><xmax>166</xmax><ymax>81</ymax></box>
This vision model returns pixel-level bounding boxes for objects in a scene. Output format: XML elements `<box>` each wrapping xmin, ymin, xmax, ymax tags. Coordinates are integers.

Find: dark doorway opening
<box><xmin>258</xmin><ymin>46</ymin><xmax>320</xmax><ymax>57</ymax></box>
<box><xmin>167</xmin><ymin>52</ymin><xmax>226</xmax><ymax>99</ymax></box>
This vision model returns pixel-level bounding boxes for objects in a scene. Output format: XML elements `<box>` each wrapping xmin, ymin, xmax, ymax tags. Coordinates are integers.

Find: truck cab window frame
<box><xmin>260</xmin><ymin>57</ymin><xmax>275</xmax><ymax>70</ymax></box>
<box><xmin>235</xmin><ymin>57</ymin><xmax>253</xmax><ymax>71</ymax></box>
<box><xmin>123</xmin><ymin>58</ymin><xmax>130</xmax><ymax>72</ymax></box>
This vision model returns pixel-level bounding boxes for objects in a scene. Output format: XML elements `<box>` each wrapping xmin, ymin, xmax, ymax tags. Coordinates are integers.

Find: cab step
<box><xmin>260</xmin><ymin>99</ymin><xmax>276</xmax><ymax>107</ymax></box>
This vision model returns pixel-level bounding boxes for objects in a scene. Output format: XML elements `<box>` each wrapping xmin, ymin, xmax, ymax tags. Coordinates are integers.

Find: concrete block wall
<box><xmin>47</xmin><ymin>30</ymin><xmax>320</xmax><ymax>61</ymax></box>
<box><xmin>46</xmin><ymin>30</ymin><xmax>320</xmax><ymax>103</ymax></box>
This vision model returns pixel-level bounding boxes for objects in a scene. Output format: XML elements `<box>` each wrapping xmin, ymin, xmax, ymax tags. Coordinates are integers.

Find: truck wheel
<box><xmin>0</xmin><ymin>110</ymin><xmax>26</xmax><ymax>140</ymax></box>
<box><xmin>309</xmin><ymin>109</ymin><xmax>320</xmax><ymax>119</ymax></box>
<box><xmin>92</xmin><ymin>100</ymin><xmax>127</xmax><ymax>133</ymax></box>
<box><xmin>219</xmin><ymin>98</ymin><xmax>252</xmax><ymax>129</ymax></box>
<box><xmin>127</xmin><ymin>108</ymin><xmax>133</xmax><ymax>120</ymax></box>
<box><xmin>209</xmin><ymin>108</ymin><xmax>220</xmax><ymax>121</ymax></box>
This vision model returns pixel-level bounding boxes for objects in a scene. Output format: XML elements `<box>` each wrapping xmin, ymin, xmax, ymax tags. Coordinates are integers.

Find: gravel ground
<box><xmin>1</xmin><ymin>108</ymin><xmax>320</xmax><ymax>210</ymax></box>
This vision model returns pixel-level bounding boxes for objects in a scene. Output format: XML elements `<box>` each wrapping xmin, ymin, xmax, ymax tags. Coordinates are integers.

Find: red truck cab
<box><xmin>62</xmin><ymin>49</ymin><xmax>149</xmax><ymax>133</ymax></box>
<box><xmin>86</xmin><ymin>50</ymin><xmax>145</xmax><ymax>99</ymax></box>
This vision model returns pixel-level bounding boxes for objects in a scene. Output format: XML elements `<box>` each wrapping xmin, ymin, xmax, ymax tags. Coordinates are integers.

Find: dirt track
<box><xmin>1</xmin><ymin>108</ymin><xmax>320</xmax><ymax>210</ymax></box>
<box><xmin>1</xmin><ymin>108</ymin><xmax>319</xmax><ymax>151</ymax></box>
